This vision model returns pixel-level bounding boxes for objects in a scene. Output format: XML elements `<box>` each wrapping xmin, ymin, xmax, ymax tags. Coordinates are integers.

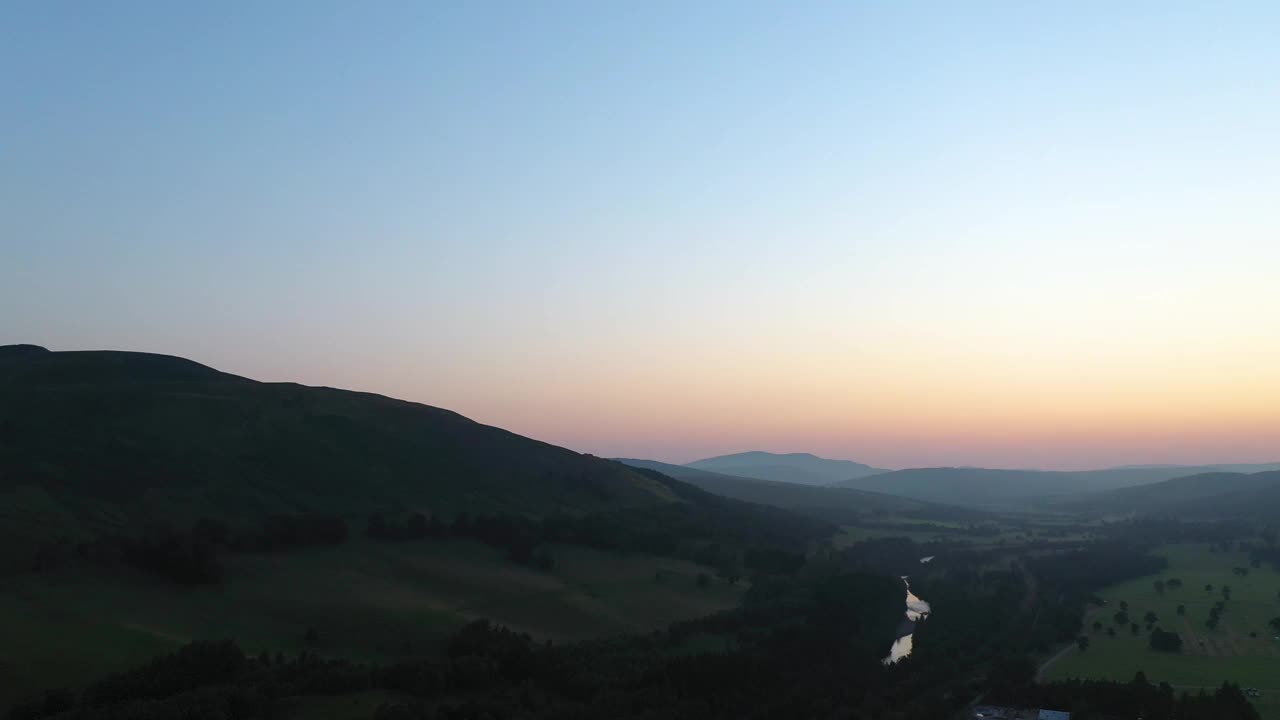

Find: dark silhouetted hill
<box><xmin>0</xmin><ymin>345</ymin><xmax>688</xmax><ymax>561</ymax></box>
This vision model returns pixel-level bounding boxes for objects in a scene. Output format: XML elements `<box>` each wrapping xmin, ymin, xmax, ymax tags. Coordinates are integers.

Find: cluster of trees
<box><xmin>25</xmin><ymin>514</ymin><xmax>352</xmax><ymax>585</ymax></box>
<box><xmin>1104</xmin><ymin>517</ymin><xmax>1245</xmax><ymax>546</ymax></box>
<box><xmin>1149</xmin><ymin>627</ymin><xmax>1183</xmax><ymax>653</ymax></box>
<box><xmin>363</xmin><ymin>508</ymin><xmax>811</xmax><ymax>578</ymax></box>
<box><xmin>1207</xmin><ymin>598</ymin><xmax>1229</xmax><ymax>630</ymax></box>
<box><xmin>990</xmin><ymin>674</ymin><xmax>1259</xmax><ymax>720</ymax></box>
<box><xmin>229</xmin><ymin>513</ymin><xmax>349</xmax><ymax>552</ymax></box>
<box><xmin>1026</xmin><ymin>546</ymin><xmax>1168</xmax><ymax>598</ymax></box>
<box><xmin>1248</xmin><ymin>544</ymin><xmax>1280</xmax><ymax>570</ymax></box>
<box><xmin>1021</xmin><ymin>546</ymin><xmax>1167</xmax><ymax>652</ymax></box>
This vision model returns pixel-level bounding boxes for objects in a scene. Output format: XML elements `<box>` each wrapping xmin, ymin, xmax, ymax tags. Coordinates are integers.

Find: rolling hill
<box><xmin>615</xmin><ymin>458</ymin><xmax>977</xmax><ymax>522</ymax></box>
<box><xmin>1056</xmin><ymin>470</ymin><xmax>1280</xmax><ymax>518</ymax></box>
<box><xmin>685</xmin><ymin>451</ymin><xmax>887</xmax><ymax>486</ymax></box>
<box><xmin>832</xmin><ymin>465</ymin><xmax>1280</xmax><ymax>507</ymax></box>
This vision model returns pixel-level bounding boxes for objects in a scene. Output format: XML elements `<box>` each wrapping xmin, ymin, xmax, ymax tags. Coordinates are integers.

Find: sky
<box><xmin>3</xmin><ymin>2</ymin><xmax>1279</xmax><ymax>470</ymax></box>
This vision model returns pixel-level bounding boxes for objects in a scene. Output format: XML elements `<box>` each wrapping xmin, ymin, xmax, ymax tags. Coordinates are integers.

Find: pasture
<box><xmin>0</xmin><ymin>538</ymin><xmax>740</xmax><ymax>709</ymax></box>
<box><xmin>1046</xmin><ymin>543</ymin><xmax>1280</xmax><ymax>718</ymax></box>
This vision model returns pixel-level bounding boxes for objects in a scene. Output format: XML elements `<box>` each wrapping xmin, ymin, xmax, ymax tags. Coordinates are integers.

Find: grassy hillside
<box><xmin>0</xmin><ymin>536</ymin><xmax>743</xmax><ymax>709</ymax></box>
<box><xmin>684</xmin><ymin>451</ymin><xmax>887</xmax><ymax>485</ymax></box>
<box><xmin>0</xmin><ymin>346</ymin><xmax>678</xmax><ymax>567</ymax></box>
<box><xmin>616</xmin><ymin>458</ymin><xmax>978</xmax><ymax>523</ymax></box>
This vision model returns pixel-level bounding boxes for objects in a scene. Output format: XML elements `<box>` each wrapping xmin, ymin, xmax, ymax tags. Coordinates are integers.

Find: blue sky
<box><xmin>3</xmin><ymin>2</ymin><xmax>1279</xmax><ymax>468</ymax></box>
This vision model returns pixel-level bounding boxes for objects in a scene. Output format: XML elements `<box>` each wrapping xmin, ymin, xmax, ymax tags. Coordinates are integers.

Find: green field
<box><xmin>0</xmin><ymin>538</ymin><xmax>741</xmax><ymax>709</ymax></box>
<box><xmin>1046</xmin><ymin>543</ymin><xmax>1280</xmax><ymax>718</ymax></box>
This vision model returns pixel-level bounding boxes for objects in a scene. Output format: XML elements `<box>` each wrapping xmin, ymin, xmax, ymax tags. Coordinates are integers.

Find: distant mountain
<box><xmin>1057</xmin><ymin>470</ymin><xmax>1280</xmax><ymax>518</ymax></box>
<box><xmin>685</xmin><ymin>451</ymin><xmax>887</xmax><ymax>486</ymax></box>
<box><xmin>832</xmin><ymin>465</ymin><xmax>1279</xmax><ymax>508</ymax></box>
<box><xmin>616</xmin><ymin>458</ymin><xmax>976</xmax><ymax>523</ymax></box>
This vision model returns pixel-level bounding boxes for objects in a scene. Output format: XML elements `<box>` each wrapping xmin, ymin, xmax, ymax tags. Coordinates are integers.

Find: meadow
<box><xmin>0</xmin><ymin>538</ymin><xmax>741</xmax><ymax>709</ymax></box>
<box><xmin>1046</xmin><ymin>543</ymin><xmax>1280</xmax><ymax>718</ymax></box>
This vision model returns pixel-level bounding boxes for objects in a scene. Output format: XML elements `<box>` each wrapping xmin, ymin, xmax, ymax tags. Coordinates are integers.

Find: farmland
<box><xmin>1046</xmin><ymin>543</ymin><xmax>1280</xmax><ymax>718</ymax></box>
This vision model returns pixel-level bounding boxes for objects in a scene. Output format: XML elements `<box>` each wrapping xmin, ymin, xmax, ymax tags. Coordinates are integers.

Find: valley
<box><xmin>2</xmin><ymin>347</ymin><xmax>1277</xmax><ymax>720</ymax></box>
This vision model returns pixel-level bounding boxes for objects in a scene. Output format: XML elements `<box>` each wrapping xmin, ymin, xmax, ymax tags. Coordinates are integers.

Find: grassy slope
<box><xmin>1046</xmin><ymin>543</ymin><xmax>1280</xmax><ymax>718</ymax></box>
<box><xmin>0</xmin><ymin>537</ymin><xmax>742</xmax><ymax>708</ymax></box>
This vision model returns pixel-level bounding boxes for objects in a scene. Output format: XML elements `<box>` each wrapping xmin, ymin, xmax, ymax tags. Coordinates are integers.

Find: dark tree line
<box><xmin>990</xmin><ymin>674</ymin><xmax>1258</xmax><ymax>720</ymax></box>
<box><xmin>364</xmin><ymin>509</ymin><xmax>810</xmax><ymax>576</ymax></box>
<box><xmin>35</xmin><ymin>513</ymin><xmax>351</xmax><ymax>586</ymax></box>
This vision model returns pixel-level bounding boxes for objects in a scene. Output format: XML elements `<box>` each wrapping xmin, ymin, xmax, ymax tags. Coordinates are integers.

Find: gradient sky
<box><xmin>3</xmin><ymin>2</ymin><xmax>1279</xmax><ymax>470</ymax></box>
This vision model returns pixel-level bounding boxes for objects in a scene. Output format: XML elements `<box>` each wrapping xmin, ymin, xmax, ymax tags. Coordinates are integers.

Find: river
<box><xmin>882</xmin><ymin>558</ymin><xmax>933</xmax><ymax>664</ymax></box>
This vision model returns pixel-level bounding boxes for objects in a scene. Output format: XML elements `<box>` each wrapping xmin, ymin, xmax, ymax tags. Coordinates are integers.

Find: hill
<box><xmin>831</xmin><ymin>466</ymin><xmax>1269</xmax><ymax>507</ymax></box>
<box><xmin>685</xmin><ymin>451</ymin><xmax>887</xmax><ymax>486</ymax></box>
<box><xmin>616</xmin><ymin>458</ymin><xmax>977</xmax><ymax>523</ymax></box>
<box><xmin>0</xmin><ymin>346</ymin><xmax>842</xmax><ymax>708</ymax></box>
<box><xmin>1058</xmin><ymin>470</ymin><xmax>1280</xmax><ymax>518</ymax></box>
<box><xmin>0</xmin><ymin>345</ymin><xmax>713</xmax><ymax>569</ymax></box>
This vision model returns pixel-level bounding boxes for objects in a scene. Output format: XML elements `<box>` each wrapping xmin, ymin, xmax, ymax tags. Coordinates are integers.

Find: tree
<box><xmin>1154</xmin><ymin>580</ymin><xmax>1165</xmax><ymax>594</ymax></box>
<box><xmin>532</xmin><ymin>547</ymin><xmax>556</xmax><ymax>572</ymax></box>
<box><xmin>1177</xmin><ymin>604</ymin><xmax>1186</xmax><ymax>616</ymax></box>
<box><xmin>1114</xmin><ymin>611</ymin><xmax>1129</xmax><ymax>625</ymax></box>
<box><xmin>1130</xmin><ymin>622</ymin><xmax>1140</xmax><ymax>635</ymax></box>
<box><xmin>366</xmin><ymin>513</ymin><xmax>389</xmax><ymax>540</ymax></box>
<box><xmin>1077</xmin><ymin>635</ymin><xmax>1090</xmax><ymax>651</ymax></box>
<box><xmin>1223</xmin><ymin>585</ymin><xmax>1233</xmax><ymax>601</ymax></box>
<box><xmin>1150</xmin><ymin>628</ymin><xmax>1183</xmax><ymax>653</ymax></box>
<box><xmin>1120</xmin><ymin>600</ymin><xmax>1129</xmax><ymax>611</ymax></box>
<box><xmin>1144</xmin><ymin>610</ymin><xmax>1159</xmax><ymax>625</ymax></box>
<box><xmin>1269</xmin><ymin>617</ymin><xmax>1280</xmax><ymax>634</ymax></box>
<box><xmin>1092</xmin><ymin>621</ymin><xmax>1103</xmax><ymax>632</ymax></box>
<box><xmin>406</xmin><ymin>513</ymin><xmax>427</xmax><ymax>539</ymax></box>
<box><xmin>1206</xmin><ymin>584</ymin><xmax>1214</xmax><ymax>593</ymax></box>
<box><xmin>1107</xmin><ymin>627</ymin><xmax>1116</xmax><ymax>637</ymax></box>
